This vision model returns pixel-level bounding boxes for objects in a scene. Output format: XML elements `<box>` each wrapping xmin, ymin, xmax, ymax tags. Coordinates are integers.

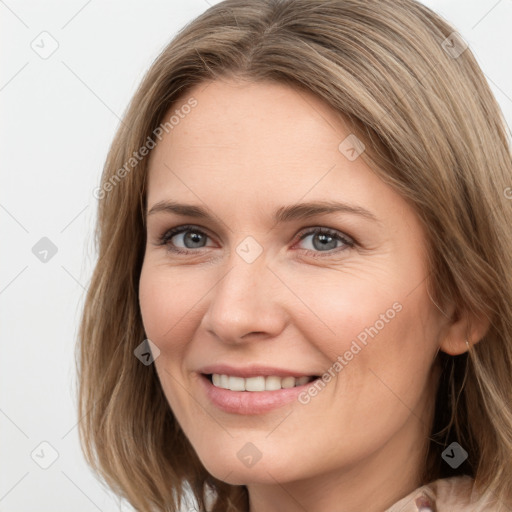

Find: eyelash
<box><xmin>156</xmin><ymin>224</ymin><xmax>356</xmax><ymax>258</ymax></box>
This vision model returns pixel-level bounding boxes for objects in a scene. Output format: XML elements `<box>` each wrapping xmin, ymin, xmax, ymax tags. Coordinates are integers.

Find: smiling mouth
<box><xmin>203</xmin><ymin>373</ymin><xmax>320</xmax><ymax>392</ymax></box>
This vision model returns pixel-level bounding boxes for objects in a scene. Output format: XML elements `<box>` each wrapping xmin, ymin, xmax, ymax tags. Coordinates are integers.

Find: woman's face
<box><xmin>139</xmin><ymin>78</ymin><xmax>450</xmax><ymax>489</ymax></box>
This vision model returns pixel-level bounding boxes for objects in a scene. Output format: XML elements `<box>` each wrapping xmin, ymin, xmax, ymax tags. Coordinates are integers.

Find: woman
<box><xmin>78</xmin><ymin>0</ymin><xmax>512</xmax><ymax>511</ymax></box>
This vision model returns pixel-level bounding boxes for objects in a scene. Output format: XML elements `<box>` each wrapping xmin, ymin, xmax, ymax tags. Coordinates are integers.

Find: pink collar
<box><xmin>385</xmin><ymin>476</ymin><xmax>498</xmax><ymax>511</ymax></box>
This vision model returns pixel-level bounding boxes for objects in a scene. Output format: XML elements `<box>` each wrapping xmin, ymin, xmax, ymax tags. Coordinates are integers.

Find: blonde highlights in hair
<box><xmin>77</xmin><ymin>1</ymin><xmax>512</xmax><ymax>510</ymax></box>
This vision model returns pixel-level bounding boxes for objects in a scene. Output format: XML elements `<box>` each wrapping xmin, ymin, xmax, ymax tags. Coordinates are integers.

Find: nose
<box><xmin>200</xmin><ymin>251</ymin><xmax>287</xmax><ymax>345</ymax></box>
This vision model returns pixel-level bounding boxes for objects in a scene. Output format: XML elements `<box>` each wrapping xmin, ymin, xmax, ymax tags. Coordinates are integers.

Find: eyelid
<box><xmin>296</xmin><ymin>226</ymin><xmax>354</xmax><ymax>245</ymax></box>
<box><xmin>155</xmin><ymin>224</ymin><xmax>215</xmax><ymax>246</ymax></box>
<box><xmin>155</xmin><ymin>223</ymin><xmax>356</xmax><ymax>257</ymax></box>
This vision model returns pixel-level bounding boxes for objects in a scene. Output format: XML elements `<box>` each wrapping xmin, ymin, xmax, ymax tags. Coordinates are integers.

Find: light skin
<box><xmin>138</xmin><ymin>77</ymin><xmax>489</xmax><ymax>512</ymax></box>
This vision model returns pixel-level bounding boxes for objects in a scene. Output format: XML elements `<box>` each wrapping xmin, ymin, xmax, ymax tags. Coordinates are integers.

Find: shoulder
<box><xmin>385</xmin><ymin>475</ymin><xmax>502</xmax><ymax>512</ymax></box>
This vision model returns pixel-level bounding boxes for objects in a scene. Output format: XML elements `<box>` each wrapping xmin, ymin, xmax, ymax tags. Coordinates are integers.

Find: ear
<box><xmin>439</xmin><ymin>306</ymin><xmax>491</xmax><ymax>356</ymax></box>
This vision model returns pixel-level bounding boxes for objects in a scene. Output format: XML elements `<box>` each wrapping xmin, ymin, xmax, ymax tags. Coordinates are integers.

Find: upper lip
<box><xmin>198</xmin><ymin>364</ymin><xmax>319</xmax><ymax>379</ymax></box>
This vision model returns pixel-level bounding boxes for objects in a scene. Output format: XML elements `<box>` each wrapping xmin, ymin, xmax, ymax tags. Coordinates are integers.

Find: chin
<box><xmin>197</xmin><ymin>448</ymin><xmax>308</xmax><ymax>486</ymax></box>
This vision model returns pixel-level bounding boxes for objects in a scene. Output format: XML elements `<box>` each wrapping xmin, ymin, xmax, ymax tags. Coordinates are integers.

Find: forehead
<box><xmin>145</xmin><ymin>78</ymin><xmax>406</xmax><ymax>227</ymax></box>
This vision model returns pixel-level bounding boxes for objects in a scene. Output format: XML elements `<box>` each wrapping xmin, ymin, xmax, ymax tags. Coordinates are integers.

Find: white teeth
<box><xmin>210</xmin><ymin>374</ymin><xmax>315</xmax><ymax>391</ymax></box>
<box><xmin>229</xmin><ymin>376</ymin><xmax>245</xmax><ymax>391</ymax></box>
<box><xmin>220</xmin><ymin>374</ymin><xmax>229</xmax><ymax>388</ymax></box>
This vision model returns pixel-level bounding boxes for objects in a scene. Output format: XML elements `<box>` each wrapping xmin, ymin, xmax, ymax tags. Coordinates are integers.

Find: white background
<box><xmin>1</xmin><ymin>1</ymin><xmax>511</xmax><ymax>510</ymax></box>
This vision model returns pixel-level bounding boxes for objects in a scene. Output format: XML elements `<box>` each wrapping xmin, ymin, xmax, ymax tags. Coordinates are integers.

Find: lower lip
<box><xmin>199</xmin><ymin>373</ymin><xmax>319</xmax><ymax>415</ymax></box>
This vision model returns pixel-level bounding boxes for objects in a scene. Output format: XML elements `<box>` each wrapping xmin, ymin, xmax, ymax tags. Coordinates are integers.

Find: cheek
<box><xmin>138</xmin><ymin>265</ymin><xmax>200</xmax><ymax>416</ymax></box>
<box><xmin>138</xmin><ymin>264</ymin><xmax>193</xmax><ymax>352</ymax></box>
<box><xmin>333</xmin><ymin>292</ymin><xmax>438</xmax><ymax>423</ymax></box>
<box><xmin>301</xmin><ymin>271</ymin><xmax>437</xmax><ymax>408</ymax></box>
<box><xmin>287</xmin><ymin>267</ymin><xmax>405</xmax><ymax>363</ymax></box>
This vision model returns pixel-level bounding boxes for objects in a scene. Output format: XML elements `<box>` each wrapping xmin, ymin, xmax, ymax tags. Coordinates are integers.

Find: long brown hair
<box><xmin>77</xmin><ymin>1</ymin><xmax>512</xmax><ymax>510</ymax></box>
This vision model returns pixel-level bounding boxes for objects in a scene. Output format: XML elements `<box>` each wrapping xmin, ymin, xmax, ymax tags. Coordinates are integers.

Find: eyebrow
<box><xmin>146</xmin><ymin>200</ymin><xmax>381</xmax><ymax>225</ymax></box>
